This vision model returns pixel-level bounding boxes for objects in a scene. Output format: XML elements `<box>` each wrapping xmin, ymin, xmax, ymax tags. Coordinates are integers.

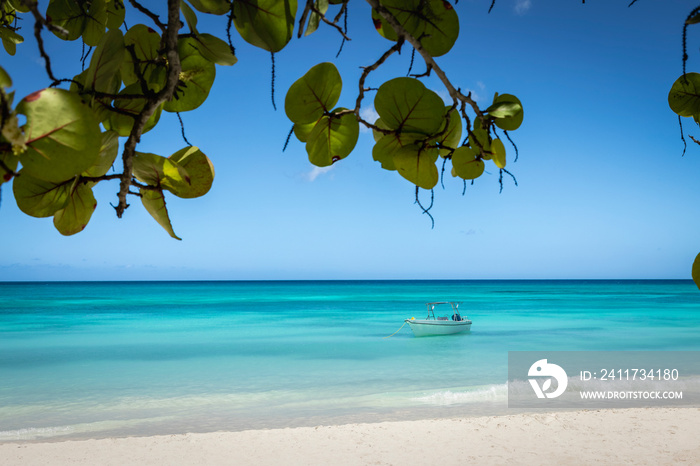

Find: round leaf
<box><xmin>451</xmin><ymin>146</ymin><xmax>484</xmax><ymax>180</ymax></box>
<box><xmin>186</xmin><ymin>0</ymin><xmax>230</xmax><ymax>15</ymax></box>
<box><xmin>233</xmin><ymin>0</ymin><xmax>297</xmax><ymax>53</ymax></box>
<box><xmin>491</xmin><ymin>93</ymin><xmax>523</xmax><ymax>131</ymax></box>
<box><xmin>83</xmin><ymin>131</ymin><xmax>119</xmax><ymax>179</ymax></box>
<box><xmin>192</xmin><ymin>34</ymin><xmax>237</xmax><ymax>66</ymax></box>
<box><xmin>121</xmin><ymin>25</ymin><xmax>163</xmax><ymax>89</ymax></box>
<box><xmin>168</xmin><ymin>146</ymin><xmax>215</xmax><ymax>198</ymax></box>
<box><xmin>85</xmin><ymin>28</ymin><xmax>125</xmax><ymax>94</ymax></box>
<box><xmin>46</xmin><ymin>0</ymin><xmax>86</xmax><ymax>41</ymax></box>
<box><xmin>393</xmin><ymin>145</ymin><xmax>439</xmax><ymax>189</ymax></box>
<box><xmin>285</xmin><ymin>62</ymin><xmax>342</xmax><ymax>124</ymax></box>
<box><xmin>133</xmin><ymin>151</ymin><xmax>190</xmax><ymax>193</ymax></box>
<box><xmin>668</xmin><ymin>73</ymin><xmax>700</xmax><ymax>118</ymax></box>
<box><xmin>163</xmin><ymin>38</ymin><xmax>216</xmax><ymax>113</ymax></box>
<box><xmin>53</xmin><ymin>183</ymin><xmax>97</xmax><ymax>236</ymax></box>
<box><xmin>104</xmin><ymin>83</ymin><xmax>163</xmax><ymax>136</ymax></box>
<box><xmin>374</xmin><ymin>77</ymin><xmax>445</xmax><ymax>136</ymax></box>
<box><xmin>306</xmin><ymin>110</ymin><xmax>359</xmax><ymax>167</ymax></box>
<box><xmin>12</xmin><ymin>170</ymin><xmax>71</xmax><ymax>217</ymax></box>
<box><xmin>17</xmin><ymin>88</ymin><xmax>101</xmax><ymax>183</ymax></box>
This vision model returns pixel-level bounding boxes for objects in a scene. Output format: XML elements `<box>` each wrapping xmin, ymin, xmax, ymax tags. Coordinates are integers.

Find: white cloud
<box><xmin>359</xmin><ymin>106</ymin><xmax>380</xmax><ymax>133</ymax></box>
<box><xmin>514</xmin><ymin>0</ymin><xmax>531</xmax><ymax>15</ymax></box>
<box><xmin>305</xmin><ymin>165</ymin><xmax>333</xmax><ymax>182</ymax></box>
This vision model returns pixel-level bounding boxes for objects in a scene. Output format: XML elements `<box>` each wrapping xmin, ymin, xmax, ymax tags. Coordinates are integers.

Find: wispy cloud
<box><xmin>305</xmin><ymin>165</ymin><xmax>333</xmax><ymax>182</ymax></box>
<box><xmin>359</xmin><ymin>106</ymin><xmax>379</xmax><ymax>133</ymax></box>
<box><xmin>514</xmin><ymin>0</ymin><xmax>531</xmax><ymax>15</ymax></box>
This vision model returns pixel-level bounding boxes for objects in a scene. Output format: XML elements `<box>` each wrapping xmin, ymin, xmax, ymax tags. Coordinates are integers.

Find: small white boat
<box><xmin>405</xmin><ymin>302</ymin><xmax>472</xmax><ymax>337</ymax></box>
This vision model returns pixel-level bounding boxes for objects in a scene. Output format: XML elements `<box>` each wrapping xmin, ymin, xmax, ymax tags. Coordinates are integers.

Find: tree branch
<box><xmin>366</xmin><ymin>0</ymin><xmax>483</xmax><ymax>121</ymax></box>
<box><xmin>115</xmin><ymin>0</ymin><xmax>182</xmax><ymax>217</ymax></box>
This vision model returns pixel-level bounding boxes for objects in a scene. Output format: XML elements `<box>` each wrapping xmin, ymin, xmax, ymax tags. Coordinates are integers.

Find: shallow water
<box><xmin>1</xmin><ymin>280</ymin><xmax>698</xmax><ymax>440</ymax></box>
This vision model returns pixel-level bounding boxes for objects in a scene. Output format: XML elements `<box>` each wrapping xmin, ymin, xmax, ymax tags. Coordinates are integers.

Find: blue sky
<box><xmin>2</xmin><ymin>0</ymin><xmax>700</xmax><ymax>281</ymax></box>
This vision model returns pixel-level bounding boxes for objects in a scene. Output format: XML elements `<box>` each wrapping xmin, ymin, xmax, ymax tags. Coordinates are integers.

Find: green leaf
<box><xmin>491</xmin><ymin>93</ymin><xmax>523</xmax><ymax>131</ymax></box>
<box><xmin>163</xmin><ymin>37</ymin><xmax>216</xmax><ymax>112</ymax></box>
<box><xmin>191</xmin><ymin>33</ymin><xmax>237</xmax><ymax>66</ymax></box>
<box><xmin>12</xmin><ymin>170</ymin><xmax>71</xmax><ymax>217</ymax></box>
<box><xmin>141</xmin><ymin>188</ymin><xmax>182</xmax><ymax>240</ymax></box>
<box><xmin>0</xmin><ymin>27</ymin><xmax>23</xmax><ymax>56</ymax></box>
<box><xmin>304</xmin><ymin>0</ymin><xmax>329</xmax><ymax>36</ymax></box>
<box><xmin>0</xmin><ymin>65</ymin><xmax>11</xmax><ymax>88</ymax></box>
<box><xmin>133</xmin><ymin>151</ymin><xmax>190</xmax><ymax>193</ymax></box>
<box><xmin>106</xmin><ymin>0</ymin><xmax>126</xmax><ymax>29</ymax></box>
<box><xmin>668</xmin><ymin>73</ymin><xmax>700</xmax><ymax>118</ymax></box>
<box><xmin>233</xmin><ymin>0</ymin><xmax>297</xmax><ymax>53</ymax></box>
<box><xmin>104</xmin><ymin>84</ymin><xmax>163</xmax><ymax>136</ymax></box>
<box><xmin>687</xmin><ymin>13</ymin><xmax>700</xmax><ymax>25</ymax></box>
<box><xmin>431</xmin><ymin>107</ymin><xmax>462</xmax><ymax>157</ymax></box>
<box><xmin>293</xmin><ymin>120</ymin><xmax>317</xmax><ymax>143</ymax></box>
<box><xmin>374</xmin><ymin>77</ymin><xmax>445</xmax><ymax>136</ymax></box>
<box><xmin>372</xmin><ymin>131</ymin><xmax>423</xmax><ymax>171</ymax></box>
<box><xmin>83</xmin><ymin>0</ymin><xmax>107</xmax><ymax>46</ymax></box>
<box><xmin>372</xmin><ymin>0</ymin><xmax>459</xmax><ymax>57</ymax></box>
<box><xmin>451</xmin><ymin>146</ymin><xmax>484</xmax><ymax>180</ymax></box>
<box><xmin>17</xmin><ymin>88</ymin><xmax>101</xmax><ymax>183</ymax></box>
<box><xmin>83</xmin><ymin>131</ymin><xmax>119</xmax><ymax>179</ymax></box>
<box><xmin>53</xmin><ymin>183</ymin><xmax>97</xmax><ymax>236</ymax></box>
<box><xmin>181</xmin><ymin>0</ymin><xmax>199</xmax><ymax>33</ymax></box>
<box><xmin>393</xmin><ymin>144</ymin><xmax>439</xmax><ymax>189</ymax></box>
<box><xmin>285</xmin><ymin>62</ymin><xmax>341</xmax><ymax>124</ymax></box>
<box><xmin>186</xmin><ymin>0</ymin><xmax>231</xmax><ymax>15</ymax></box>
<box><xmin>469</xmin><ymin>116</ymin><xmax>491</xmax><ymax>156</ymax></box>
<box><xmin>168</xmin><ymin>146</ymin><xmax>215</xmax><ymax>198</ymax></box>
<box><xmin>85</xmin><ymin>28</ymin><xmax>125</xmax><ymax>93</ymax></box>
<box><xmin>491</xmin><ymin>138</ymin><xmax>506</xmax><ymax>169</ymax></box>
<box><xmin>693</xmin><ymin>252</ymin><xmax>700</xmax><ymax>291</ymax></box>
<box><xmin>46</xmin><ymin>0</ymin><xmax>86</xmax><ymax>41</ymax></box>
<box><xmin>306</xmin><ymin>109</ymin><xmax>359</xmax><ymax>167</ymax></box>
<box><xmin>7</xmin><ymin>0</ymin><xmax>30</xmax><ymax>13</ymax></box>
<box><xmin>120</xmin><ymin>24</ymin><xmax>162</xmax><ymax>88</ymax></box>
<box><xmin>0</xmin><ymin>153</ymin><xmax>18</xmax><ymax>185</ymax></box>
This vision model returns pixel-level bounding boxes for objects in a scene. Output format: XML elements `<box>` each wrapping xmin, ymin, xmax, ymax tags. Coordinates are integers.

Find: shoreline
<box><xmin>1</xmin><ymin>408</ymin><xmax>699</xmax><ymax>465</ymax></box>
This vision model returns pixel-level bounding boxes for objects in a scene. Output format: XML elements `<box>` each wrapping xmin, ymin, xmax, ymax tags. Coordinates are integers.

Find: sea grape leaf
<box><xmin>469</xmin><ymin>117</ymin><xmax>491</xmax><ymax>156</ymax></box>
<box><xmin>693</xmin><ymin>252</ymin><xmax>700</xmax><ymax>290</ymax></box>
<box><xmin>163</xmin><ymin>37</ymin><xmax>216</xmax><ymax>112</ymax></box>
<box><xmin>83</xmin><ymin>130</ymin><xmax>119</xmax><ymax>179</ymax></box>
<box><xmin>668</xmin><ymin>73</ymin><xmax>700</xmax><ymax>118</ymax></box>
<box><xmin>141</xmin><ymin>188</ymin><xmax>182</xmax><ymax>240</ymax></box>
<box><xmin>393</xmin><ymin>144</ymin><xmax>439</xmax><ymax>189</ymax></box>
<box><xmin>12</xmin><ymin>170</ymin><xmax>71</xmax><ymax>217</ymax></box>
<box><xmin>6</xmin><ymin>0</ymin><xmax>30</xmax><ymax>13</ymax></box>
<box><xmin>181</xmin><ymin>0</ymin><xmax>199</xmax><ymax>33</ymax></box>
<box><xmin>46</xmin><ymin>0</ymin><xmax>86</xmax><ymax>41</ymax></box>
<box><xmin>233</xmin><ymin>0</ymin><xmax>297</xmax><ymax>53</ymax></box>
<box><xmin>190</xmin><ymin>33</ymin><xmax>237</xmax><ymax>66</ymax></box>
<box><xmin>83</xmin><ymin>0</ymin><xmax>107</xmax><ymax>46</ymax></box>
<box><xmin>85</xmin><ymin>28</ymin><xmax>125</xmax><ymax>94</ymax></box>
<box><xmin>372</xmin><ymin>131</ymin><xmax>424</xmax><ymax>171</ymax></box>
<box><xmin>374</xmin><ymin>77</ymin><xmax>445</xmax><ymax>136</ymax></box>
<box><xmin>306</xmin><ymin>109</ymin><xmax>359</xmax><ymax>167</ymax></box>
<box><xmin>168</xmin><ymin>146</ymin><xmax>215</xmax><ymax>198</ymax></box>
<box><xmin>372</xmin><ymin>0</ymin><xmax>459</xmax><ymax>57</ymax></box>
<box><xmin>687</xmin><ymin>12</ymin><xmax>700</xmax><ymax>25</ymax></box>
<box><xmin>304</xmin><ymin>0</ymin><xmax>329</xmax><ymax>36</ymax></box>
<box><xmin>133</xmin><ymin>151</ymin><xmax>190</xmax><ymax>193</ymax></box>
<box><xmin>104</xmin><ymin>83</ymin><xmax>163</xmax><ymax>136</ymax></box>
<box><xmin>431</xmin><ymin>107</ymin><xmax>462</xmax><ymax>157</ymax></box>
<box><xmin>106</xmin><ymin>0</ymin><xmax>126</xmax><ymax>29</ymax></box>
<box><xmin>0</xmin><ymin>65</ymin><xmax>11</xmax><ymax>87</ymax></box>
<box><xmin>293</xmin><ymin>120</ymin><xmax>317</xmax><ymax>143</ymax></box>
<box><xmin>285</xmin><ymin>62</ymin><xmax>341</xmax><ymax>124</ymax></box>
<box><xmin>186</xmin><ymin>0</ymin><xmax>230</xmax><ymax>15</ymax></box>
<box><xmin>451</xmin><ymin>146</ymin><xmax>484</xmax><ymax>180</ymax></box>
<box><xmin>0</xmin><ymin>26</ymin><xmax>23</xmax><ymax>56</ymax></box>
<box><xmin>491</xmin><ymin>138</ymin><xmax>506</xmax><ymax>169</ymax></box>
<box><xmin>491</xmin><ymin>93</ymin><xmax>523</xmax><ymax>131</ymax></box>
<box><xmin>53</xmin><ymin>183</ymin><xmax>97</xmax><ymax>236</ymax></box>
<box><xmin>16</xmin><ymin>88</ymin><xmax>101</xmax><ymax>183</ymax></box>
<box><xmin>0</xmin><ymin>153</ymin><xmax>18</xmax><ymax>185</ymax></box>
<box><xmin>120</xmin><ymin>24</ymin><xmax>162</xmax><ymax>88</ymax></box>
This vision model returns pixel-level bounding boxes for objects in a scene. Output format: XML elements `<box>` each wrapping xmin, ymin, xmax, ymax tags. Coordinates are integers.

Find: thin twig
<box><xmin>127</xmin><ymin>0</ymin><xmax>166</xmax><ymax>32</ymax></box>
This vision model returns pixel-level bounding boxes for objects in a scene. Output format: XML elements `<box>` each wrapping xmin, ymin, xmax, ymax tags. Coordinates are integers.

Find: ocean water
<box><xmin>0</xmin><ymin>280</ymin><xmax>699</xmax><ymax>441</ymax></box>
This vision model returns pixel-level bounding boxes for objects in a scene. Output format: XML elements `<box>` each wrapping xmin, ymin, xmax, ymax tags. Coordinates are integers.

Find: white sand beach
<box><xmin>1</xmin><ymin>408</ymin><xmax>698</xmax><ymax>465</ymax></box>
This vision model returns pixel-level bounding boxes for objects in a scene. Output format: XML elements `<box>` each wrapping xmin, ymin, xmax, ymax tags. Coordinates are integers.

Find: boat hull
<box><xmin>405</xmin><ymin>319</ymin><xmax>472</xmax><ymax>337</ymax></box>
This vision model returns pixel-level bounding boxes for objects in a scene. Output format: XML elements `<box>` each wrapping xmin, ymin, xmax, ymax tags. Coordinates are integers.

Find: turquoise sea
<box><xmin>1</xmin><ymin>280</ymin><xmax>699</xmax><ymax>441</ymax></box>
